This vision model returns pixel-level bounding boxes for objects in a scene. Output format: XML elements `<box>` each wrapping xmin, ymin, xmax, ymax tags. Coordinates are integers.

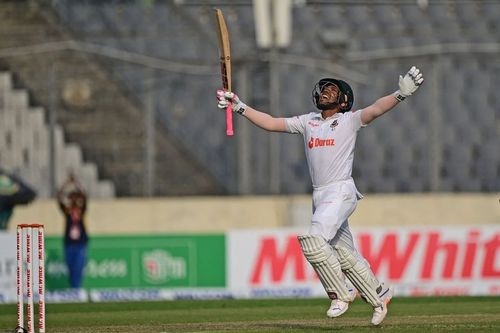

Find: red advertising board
<box><xmin>227</xmin><ymin>226</ymin><xmax>500</xmax><ymax>298</ymax></box>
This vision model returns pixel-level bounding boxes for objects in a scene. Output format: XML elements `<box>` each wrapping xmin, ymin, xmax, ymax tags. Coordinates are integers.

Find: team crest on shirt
<box><xmin>330</xmin><ymin>119</ymin><xmax>338</xmax><ymax>129</ymax></box>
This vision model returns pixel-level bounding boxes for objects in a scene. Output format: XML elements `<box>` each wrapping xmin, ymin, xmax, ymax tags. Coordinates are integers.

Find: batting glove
<box><xmin>216</xmin><ymin>90</ymin><xmax>247</xmax><ymax>115</ymax></box>
<box><xmin>394</xmin><ymin>66</ymin><xmax>424</xmax><ymax>102</ymax></box>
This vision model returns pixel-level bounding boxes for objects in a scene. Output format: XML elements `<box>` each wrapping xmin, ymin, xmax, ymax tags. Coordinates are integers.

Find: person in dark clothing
<box><xmin>57</xmin><ymin>174</ymin><xmax>89</xmax><ymax>289</ymax></box>
<box><xmin>0</xmin><ymin>168</ymin><xmax>37</xmax><ymax>230</ymax></box>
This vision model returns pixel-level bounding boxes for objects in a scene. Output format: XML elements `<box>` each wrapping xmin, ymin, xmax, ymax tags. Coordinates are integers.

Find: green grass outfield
<box><xmin>1</xmin><ymin>296</ymin><xmax>500</xmax><ymax>333</ymax></box>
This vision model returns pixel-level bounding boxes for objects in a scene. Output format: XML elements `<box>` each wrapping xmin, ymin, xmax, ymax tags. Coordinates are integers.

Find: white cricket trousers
<box><xmin>309</xmin><ymin>178</ymin><xmax>361</xmax><ymax>253</ymax></box>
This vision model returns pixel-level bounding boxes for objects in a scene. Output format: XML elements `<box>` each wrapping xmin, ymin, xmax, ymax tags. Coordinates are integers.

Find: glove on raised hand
<box><xmin>394</xmin><ymin>66</ymin><xmax>424</xmax><ymax>101</ymax></box>
<box><xmin>216</xmin><ymin>90</ymin><xmax>247</xmax><ymax>115</ymax></box>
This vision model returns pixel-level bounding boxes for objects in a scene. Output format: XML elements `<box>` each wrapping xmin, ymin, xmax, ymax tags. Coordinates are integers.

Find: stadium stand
<box><xmin>0</xmin><ymin>0</ymin><xmax>223</xmax><ymax>197</ymax></box>
<box><xmin>0</xmin><ymin>0</ymin><xmax>498</xmax><ymax>195</ymax></box>
<box><xmin>0</xmin><ymin>71</ymin><xmax>114</xmax><ymax>198</ymax></box>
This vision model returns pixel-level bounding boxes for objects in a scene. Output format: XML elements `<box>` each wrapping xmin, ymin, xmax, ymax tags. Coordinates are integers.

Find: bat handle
<box><xmin>226</xmin><ymin>104</ymin><xmax>234</xmax><ymax>136</ymax></box>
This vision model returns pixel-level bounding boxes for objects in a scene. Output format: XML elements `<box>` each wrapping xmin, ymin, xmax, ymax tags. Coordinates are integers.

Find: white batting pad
<box><xmin>297</xmin><ymin>235</ymin><xmax>354</xmax><ymax>302</ymax></box>
<box><xmin>335</xmin><ymin>245</ymin><xmax>383</xmax><ymax>307</ymax></box>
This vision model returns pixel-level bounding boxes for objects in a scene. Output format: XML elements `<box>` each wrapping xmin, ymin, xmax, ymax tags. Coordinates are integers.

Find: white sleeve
<box><xmin>284</xmin><ymin>114</ymin><xmax>307</xmax><ymax>134</ymax></box>
<box><xmin>349</xmin><ymin>109</ymin><xmax>366</xmax><ymax>131</ymax></box>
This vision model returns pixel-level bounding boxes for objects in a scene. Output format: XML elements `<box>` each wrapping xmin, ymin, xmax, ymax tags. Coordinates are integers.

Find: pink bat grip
<box><xmin>226</xmin><ymin>104</ymin><xmax>234</xmax><ymax>136</ymax></box>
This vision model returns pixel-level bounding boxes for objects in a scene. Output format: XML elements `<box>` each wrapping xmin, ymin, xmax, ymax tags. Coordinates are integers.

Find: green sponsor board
<box><xmin>45</xmin><ymin>234</ymin><xmax>225</xmax><ymax>290</ymax></box>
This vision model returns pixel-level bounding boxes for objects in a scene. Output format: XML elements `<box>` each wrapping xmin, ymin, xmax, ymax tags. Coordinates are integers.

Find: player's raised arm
<box><xmin>360</xmin><ymin>66</ymin><xmax>424</xmax><ymax>125</ymax></box>
<box><xmin>216</xmin><ymin>90</ymin><xmax>287</xmax><ymax>132</ymax></box>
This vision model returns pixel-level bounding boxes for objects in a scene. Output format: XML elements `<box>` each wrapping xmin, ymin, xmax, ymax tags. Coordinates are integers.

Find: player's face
<box><xmin>319</xmin><ymin>84</ymin><xmax>340</xmax><ymax>105</ymax></box>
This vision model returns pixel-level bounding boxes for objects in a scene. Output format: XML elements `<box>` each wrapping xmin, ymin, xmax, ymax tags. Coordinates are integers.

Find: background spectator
<box><xmin>57</xmin><ymin>173</ymin><xmax>89</xmax><ymax>289</ymax></box>
<box><xmin>0</xmin><ymin>168</ymin><xmax>37</xmax><ymax>230</ymax></box>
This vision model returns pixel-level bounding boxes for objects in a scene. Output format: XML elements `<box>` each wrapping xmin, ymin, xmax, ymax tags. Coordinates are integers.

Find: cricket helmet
<box><xmin>312</xmin><ymin>78</ymin><xmax>354</xmax><ymax>112</ymax></box>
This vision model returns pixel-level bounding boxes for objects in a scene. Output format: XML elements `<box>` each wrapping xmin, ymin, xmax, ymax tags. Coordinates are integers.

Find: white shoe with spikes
<box><xmin>327</xmin><ymin>288</ymin><xmax>356</xmax><ymax>318</ymax></box>
<box><xmin>371</xmin><ymin>285</ymin><xmax>394</xmax><ymax>325</ymax></box>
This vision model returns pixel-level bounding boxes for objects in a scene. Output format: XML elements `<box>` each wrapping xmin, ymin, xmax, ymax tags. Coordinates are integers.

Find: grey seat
<box><xmin>426</xmin><ymin>5</ymin><xmax>463</xmax><ymax>42</ymax></box>
<box><xmin>373</xmin><ymin>5</ymin><xmax>406</xmax><ymax>34</ymax></box>
<box><xmin>446</xmin><ymin>145</ymin><xmax>473</xmax><ymax>182</ymax></box>
<box><xmin>345</xmin><ymin>6</ymin><xmax>379</xmax><ymax>35</ymax></box>
<box><xmin>400</xmin><ymin>4</ymin><xmax>425</xmax><ymax>20</ymax></box>
<box><xmin>374</xmin><ymin>177</ymin><xmax>396</xmax><ymax>193</ymax></box>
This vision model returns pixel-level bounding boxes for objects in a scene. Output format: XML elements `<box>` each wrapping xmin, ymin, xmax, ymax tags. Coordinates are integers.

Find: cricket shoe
<box><xmin>326</xmin><ymin>288</ymin><xmax>356</xmax><ymax>318</ymax></box>
<box><xmin>371</xmin><ymin>284</ymin><xmax>394</xmax><ymax>326</ymax></box>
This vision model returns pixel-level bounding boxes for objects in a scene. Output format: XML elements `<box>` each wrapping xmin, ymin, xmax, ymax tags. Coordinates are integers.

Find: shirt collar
<box><xmin>312</xmin><ymin>113</ymin><xmax>341</xmax><ymax>121</ymax></box>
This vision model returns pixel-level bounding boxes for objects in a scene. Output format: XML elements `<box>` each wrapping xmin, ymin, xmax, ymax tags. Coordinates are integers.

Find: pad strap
<box><xmin>298</xmin><ymin>235</ymin><xmax>354</xmax><ymax>302</ymax></box>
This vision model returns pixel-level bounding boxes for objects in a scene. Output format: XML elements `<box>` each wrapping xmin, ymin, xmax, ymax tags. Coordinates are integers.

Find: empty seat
<box><xmin>345</xmin><ymin>6</ymin><xmax>379</xmax><ymax>35</ymax></box>
<box><xmin>479</xmin><ymin>2</ymin><xmax>500</xmax><ymax>22</ymax></box>
<box><xmin>400</xmin><ymin>5</ymin><xmax>428</xmax><ymax>26</ymax></box>
<box><xmin>383</xmin><ymin>145</ymin><xmax>412</xmax><ymax>181</ymax></box>
<box><xmin>372</xmin><ymin>5</ymin><xmax>406</xmax><ymax>34</ymax></box>
<box><xmin>454</xmin><ymin>2</ymin><xmax>479</xmax><ymax>26</ymax></box>
<box><xmin>441</xmin><ymin>126</ymin><xmax>455</xmax><ymax>146</ymax></box>
<box><xmin>446</xmin><ymin>145</ymin><xmax>473</xmax><ymax>180</ymax></box>
<box><xmin>373</xmin><ymin>177</ymin><xmax>396</xmax><ymax>193</ymax></box>
<box><xmin>358</xmin><ymin>164</ymin><xmax>382</xmax><ymax>187</ymax></box>
<box><xmin>455</xmin><ymin>124</ymin><xmax>482</xmax><ymax>146</ymax></box>
<box><xmin>428</xmin><ymin>4</ymin><xmax>455</xmax><ymax>25</ymax></box>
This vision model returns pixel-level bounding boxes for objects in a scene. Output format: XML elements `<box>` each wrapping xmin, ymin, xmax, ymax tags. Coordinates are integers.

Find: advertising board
<box><xmin>227</xmin><ymin>226</ymin><xmax>500</xmax><ymax>297</ymax></box>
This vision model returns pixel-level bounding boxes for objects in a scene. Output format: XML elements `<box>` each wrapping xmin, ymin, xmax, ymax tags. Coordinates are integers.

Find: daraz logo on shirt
<box><xmin>308</xmin><ymin>137</ymin><xmax>335</xmax><ymax>149</ymax></box>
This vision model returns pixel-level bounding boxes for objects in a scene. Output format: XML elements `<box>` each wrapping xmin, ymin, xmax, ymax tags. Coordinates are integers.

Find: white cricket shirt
<box><xmin>285</xmin><ymin>110</ymin><xmax>365</xmax><ymax>188</ymax></box>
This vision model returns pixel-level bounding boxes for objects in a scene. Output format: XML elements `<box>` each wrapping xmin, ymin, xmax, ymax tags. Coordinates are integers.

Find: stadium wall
<box><xmin>7</xmin><ymin>194</ymin><xmax>499</xmax><ymax>235</ymax></box>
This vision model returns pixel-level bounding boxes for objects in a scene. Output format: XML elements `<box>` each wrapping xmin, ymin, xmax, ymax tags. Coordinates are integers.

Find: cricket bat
<box><xmin>214</xmin><ymin>8</ymin><xmax>233</xmax><ymax>136</ymax></box>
